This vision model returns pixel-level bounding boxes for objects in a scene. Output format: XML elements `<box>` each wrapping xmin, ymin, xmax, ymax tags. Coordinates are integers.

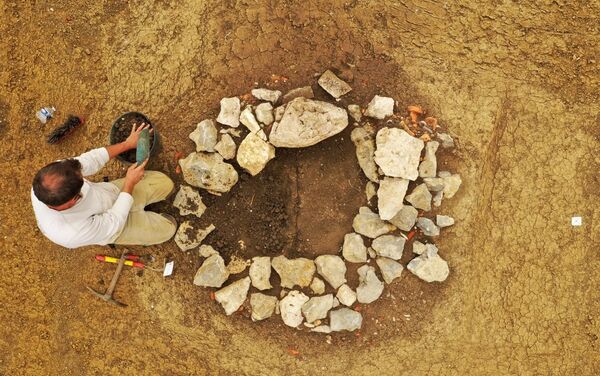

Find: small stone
<box><xmin>436</xmin><ymin>215</ymin><xmax>455</xmax><ymax>228</ymax></box>
<box><xmin>347</xmin><ymin>104</ymin><xmax>362</xmax><ymax>122</ymax></box>
<box><xmin>329</xmin><ymin>308</ymin><xmax>363</xmax><ymax>332</ymax></box>
<box><xmin>318</xmin><ymin>70</ymin><xmax>352</xmax><ymax>99</ymax></box>
<box><xmin>219</xmin><ymin>127</ymin><xmax>242</xmax><ymax>138</ymax></box>
<box><xmin>375</xmin><ymin>257</ymin><xmax>404</xmax><ymax>284</ymax></box>
<box><xmin>371</xmin><ymin>235</ymin><xmax>405</xmax><ymax>260</ymax></box>
<box><xmin>311</xmin><ymin>325</ymin><xmax>332</xmax><ymax>334</ymax></box>
<box><xmin>332</xmin><ymin>297</ymin><xmax>340</xmax><ymax>308</ymax></box>
<box><xmin>407</xmin><ymin>247</ymin><xmax>449</xmax><ymax>282</ymax></box>
<box><xmin>419</xmin><ymin>141</ymin><xmax>439</xmax><ymax>178</ymax></box>
<box><xmin>364</xmin><ymin>95</ymin><xmax>394</xmax><ymax>119</ymax></box>
<box><xmin>274</xmin><ymin>106</ymin><xmax>286</xmax><ymax>122</ymax></box>
<box><xmin>249</xmin><ymin>256</ymin><xmax>272</xmax><ymax>290</ymax></box>
<box><xmin>250</xmin><ymin>293</ymin><xmax>278</xmax><ymax>321</ymax></box>
<box><xmin>377</xmin><ymin>177</ymin><xmax>409</xmax><ymax>220</ymax></box>
<box><xmin>214</xmin><ymin>134</ymin><xmax>237</xmax><ymax>160</ymax></box>
<box><xmin>175</xmin><ymin>221</ymin><xmax>215</xmax><ymax>251</ymax></box>
<box><xmin>352</xmin><ymin>207</ymin><xmax>396</xmax><ymax>238</ymax></box>
<box><xmin>367</xmin><ymin>247</ymin><xmax>377</xmax><ymax>258</ymax></box>
<box><xmin>189</xmin><ymin>119</ymin><xmax>218</xmax><ymax>152</ymax></box>
<box><xmin>179</xmin><ymin>152</ymin><xmax>238</xmax><ymax>194</ymax></box>
<box><xmin>374</xmin><ymin>128</ymin><xmax>424</xmax><ymax>181</ymax></box>
<box><xmin>239</xmin><ymin>106</ymin><xmax>263</xmax><ymax>136</ymax></box>
<box><xmin>412</xmin><ymin>241</ymin><xmax>427</xmax><ymax>255</ymax></box>
<box><xmin>342</xmin><ymin>233</ymin><xmax>367</xmax><ymax>263</ymax></box>
<box><xmin>315</xmin><ymin>255</ymin><xmax>347</xmax><ymax>289</ymax></box>
<box><xmin>441</xmin><ymin>173</ymin><xmax>462</xmax><ymax>199</ymax></box>
<box><xmin>416</xmin><ymin>217</ymin><xmax>440</xmax><ymax>237</ymax></box>
<box><xmin>310</xmin><ymin>277</ymin><xmax>326</xmax><ymax>294</ymax></box>
<box><xmin>336</xmin><ymin>284</ymin><xmax>357</xmax><ymax>306</ymax></box>
<box><xmin>226</xmin><ymin>256</ymin><xmax>250</xmax><ymax>274</ymax></box>
<box><xmin>389</xmin><ymin>205</ymin><xmax>418</xmax><ymax>232</ymax></box>
<box><xmin>365</xmin><ymin>181</ymin><xmax>377</xmax><ymax>203</ymax></box>
<box><xmin>356</xmin><ymin>265</ymin><xmax>384</xmax><ymax>304</ymax></box>
<box><xmin>282</xmin><ymin>86</ymin><xmax>315</xmax><ymax>103</ymax></box>
<box><xmin>216</xmin><ymin>97</ymin><xmax>241</xmax><ymax>127</ymax></box>
<box><xmin>193</xmin><ymin>254</ymin><xmax>229</xmax><ymax>288</ymax></box>
<box><xmin>271</xmin><ymin>256</ymin><xmax>315</xmax><ymax>289</ymax></box>
<box><xmin>173</xmin><ymin>185</ymin><xmax>207</xmax><ymax>218</ymax></box>
<box><xmin>251</xmin><ymin>88</ymin><xmax>282</xmax><ymax>104</ymax></box>
<box><xmin>199</xmin><ymin>244</ymin><xmax>218</xmax><ymax>257</ymax></box>
<box><xmin>433</xmin><ymin>191</ymin><xmax>444</xmax><ymax>207</ymax></box>
<box><xmin>302</xmin><ymin>294</ymin><xmax>334</xmax><ymax>323</ymax></box>
<box><xmin>236</xmin><ymin>132</ymin><xmax>275</xmax><ymax>176</ymax></box>
<box><xmin>437</xmin><ymin>133</ymin><xmax>455</xmax><ymax>148</ymax></box>
<box><xmin>405</xmin><ymin>183</ymin><xmax>432</xmax><ymax>211</ymax></box>
<box><xmin>280</xmin><ymin>290</ymin><xmax>309</xmax><ymax>327</ymax></box>
<box><xmin>423</xmin><ymin>177</ymin><xmax>445</xmax><ymax>192</ymax></box>
<box><xmin>255</xmin><ymin>102</ymin><xmax>274</xmax><ymax>125</ymax></box>
<box><xmin>351</xmin><ymin>127</ymin><xmax>379</xmax><ymax>183</ymax></box>
<box><xmin>438</xmin><ymin>171</ymin><xmax>452</xmax><ymax>178</ymax></box>
<box><xmin>214</xmin><ymin>277</ymin><xmax>251</xmax><ymax>315</ymax></box>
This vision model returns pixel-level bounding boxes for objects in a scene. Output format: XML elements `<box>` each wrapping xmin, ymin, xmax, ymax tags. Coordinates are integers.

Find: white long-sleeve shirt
<box><xmin>31</xmin><ymin>147</ymin><xmax>133</xmax><ymax>249</ymax></box>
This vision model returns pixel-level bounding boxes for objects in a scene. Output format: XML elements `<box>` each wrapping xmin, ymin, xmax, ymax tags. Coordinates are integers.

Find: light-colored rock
<box><xmin>189</xmin><ymin>119</ymin><xmax>218</xmax><ymax>152</ymax></box>
<box><xmin>332</xmin><ymin>297</ymin><xmax>340</xmax><ymax>308</ymax></box>
<box><xmin>310</xmin><ymin>277</ymin><xmax>326</xmax><ymax>294</ymax></box>
<box><xmin>342</xmin><ymin>233</ymin><xmax>367</xmax><ymax>263</ymax></box>
<box><xmin>365</xmin><ymin>181</ymin><xmax>377</xmax><ymax>203</ymax></box>
<box><xmin>179</xmin><ymin>152</ymin><xmax>238</xmax><ymax>194</ymax></box>
<box><xmin>271</xmin><ymin>256</ymin><xmax>315</xmax><ymax>289</ymax></box>
<box><xmin>412</xmin><ymin>240</ymin><xmax>427</xmax><ymax>255</ymax></box>
<box><xmin>318</xmin><ymin>70</ymin><xmax>352</xmax><ymax>99</ymax></box>
<box><xmin>282</xmin><ymin>86</ymin><xmax>315</xmax><ymax>103</ymax></box>
<box><xmin>436</xmin><ymin>215</ymin><xmax>455</xmax><ymax>228</ymax></box>
<box><xmin>311</xmin><ymin>325</ymin><xmax>332</xmax><ymax>334</ymax></box>
<box><xmin>389</xmin><ymin>205</ymin><xmax>418</xmax><ymax>231</ymax></box>
<box><xmin>356</xmin><ymin>265</ymin><xmax>384</xmax><ymax>304</ymax></box>
<box><xmin>236</xmin><ymin>132</ymin><xmax>275</xmax><ymax>176</ymax></box>
<box><xmin>329</xmin><ymin>308</ymin><xmax>363</xmax><ymax>332</ymax></box>
<box><xmin>371</xmin><ymin>235</ymin><xmax>405</xmax><ymax>260</ymax></box>
<box><xmin>437</xmin><ymin>133</ymin><xmax>455</xmax><ymax>148</ymax></box>
<box><xmin>419</xmin><ymin>141</ymin><xmax>439</xmax><ymax>178</ymax></box>
<box><xmin>214</xmin><ymin>134</ymin><xmax>237</xmax><ymax>160</ymax></box>
<box><xmin>251</xmin><ymin>88</ymin><xmax>282</xmax><ymax>104</ymax></box>
<box><xmin>352</xmin><ymin>206</ymin><xmax>396</xmax><ymax>238</ymax></box>
<box><xmin>423</xmin><ymin>177</ymin><xmax>445</xmax><ymax>192</ymax></box>
<box><xmin>219</xmin><ymin>127</ymin><xmax>242</xmax><ymax>138</ymax></box>
<box><xmin>269</xmin><ymin>98</ymin><xmax>348</xmax><ymax>148</ymax></box>
<box><xmin>367</xmin><ymin>247</ymin><xmax>377</xmax><ymax>258</ymax></box>
<box><xmin>280</xmin><ymin>290</ymin><xmax>309</xmax><ymax>327</ymax></box>
<box><xmin>405</xmin><ymin>183</ymin><xmax>432</xmax><ymax>211</ymax></box>
<box><xmin>214</xmin><ymin>277</ymin><xmax>251</xmax><ymax>315</ymax></box>
<box><xmin>377</xmin><ymin>177</ymin><xmax>410</xmax><ymax>220</ymax></box>
<box><xmin>173</xmin><ymin>185</ymin><xmax>206</xmax><ymax>218</ymax></box>
<box><xmin>199</xmin><ymin>244</ymin><xmax>218</xmax><ymax>258</ymax></box>
<box><xmin>255</xmin><ymin>102</ymin><xmax>274</xmax><ymax>125</ymax></box>
<box><xmin>274</xmin><ymin>106</ymin><xmax>286</xmax><ymax>122</ymax></box>
<box><xmin>433</xmin><ymin>190</ymin><xmax>443</xmax><ymax>207</ymax></box>
<box><xmin>351</xmin><ymin>127</ymin><xmax>379</xmax><ymax>183</ymax></box>
<box><xmin>302</xmin><ymin>294</ymin><xmax>334</xmax><ymax>323</ymax></box>
<box><xmin>249</xmin><ymin>256</ymin><xmax>272</xmax><ymax>290</ymax></box>
<box><xmin>416</xmin><ymin>217</ymin><xmax>440</xmax><ymax>237</ymax></box>
<box><xmin>438</xmin><ymin>171</ymin><xmax>452</xmax><ymax>178</ymax></box>
<box><xmin>364</xmin><ymin>95</ymin><xmax>394</xmax><ymax>119</ymax></box>
<box><xmin>193</xmin><ymin>254</ymin><xmax>229</xmax><ymax>288</ymax></box>
<box><xmin>239</xmin><ymin>106</ymin><xmax>265</xmax><ymax>138</ymax></box>
<box><xmin>375</xmin><ymin>257</ymin><xmax>403</xmax><ymax>284</ymax></box>
<box><xmin>374</xmin><ymin>128</ymin><xmax>424</xmax><ymax>181</ymax></box>
<box><xmin>226</xmin><ymin>256</ymin><xmax>249</xmax><ymax>275</ymax></box>
<box><xmin>407</xmin><ymin>246</ymin><xmax>449</xmax><ymax>282</ymax></box>
<box><xmin>314</xmin><ymin>255</ymin><xmax>347</xmax><ymax>289</ymax></box>
<box><xmin>175</xmin><ymin>221</ymin><xmax>215</xmax><ymax>251</ymax></box>
<box><xmin>216</xmin><ymin>97</ymin><xmax>241</xmax><ymax>127</ymax></box>
<box><xmin>250</xmin><ymin>293</ymin><xmax>278</xmax><ymax>321</ymax></box>
<box><xmin>347</xmin><ymin>104</ymin><xmax>362</xmax><ymax>122</ymax></box>
<box><xmin>336</xmin><ymin>284</ymin><xmax>357</xmax><ymax>306</ymax></box>
<box><xmin>441</xmin><ymin>173</ymin><xmax>462</xmax><ymax>199</ymax></box>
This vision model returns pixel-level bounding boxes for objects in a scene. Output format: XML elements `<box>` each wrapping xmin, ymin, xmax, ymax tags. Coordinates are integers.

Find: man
<box><xmin>31</xmin><ymin>124</ymin><xmax>177</xmax><ymax>249</ymax></box>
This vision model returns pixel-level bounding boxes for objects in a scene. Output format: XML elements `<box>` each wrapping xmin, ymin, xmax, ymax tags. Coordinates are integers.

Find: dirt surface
<box><xmin>1</xmin><ymin>1</ymin><xmax>599</xmax><ymax>375</ymax></box>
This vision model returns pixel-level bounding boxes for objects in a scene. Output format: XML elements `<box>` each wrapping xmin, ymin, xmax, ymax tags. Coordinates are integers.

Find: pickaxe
<box><xmin>87</xmin><ymin>251</ymin><xmax>128</xmax><ymax>307</ymax></box>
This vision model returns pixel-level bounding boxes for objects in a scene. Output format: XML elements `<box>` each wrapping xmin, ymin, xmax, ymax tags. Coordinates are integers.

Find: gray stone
<box><xmin>214</xmin><ymin>277</ymin><xmax>251</xmax><ymax>315</ymax></box>
<box><xmin>407</xmin><ymin>247</ymin><xmax>449</xmax><ymax>282</ymax></box>
<box><xmin>271</xmin><ymin>256</ymin><xmax>315</xmax><ymax>289</ymax></box>
<box><xmin>389</xmin><ymin>205</ymin><xmax>418</xmax><ymax>232</ymax></box>
<box><xmin>364</xmin><ymin>95</ymin><xmax>394</xmax><ymax>119</ymax></box>
<box><xmin>441</xmin><ymin>173</ymin><xmax>462</xmax><ymax>199</ymax></box>
<box><xmin>239</xmin><ymin>106</ymin><xmax>266</xmax><ymax>140</ymax></box>
<box><xmin>175</xmin><ymin>221</ymin><xmax>215</xmax><ymax>251</ymax></box>
<box><xmin>199</xmin><ymin>244</ymin><xmax>218</xmax><ymax>257</ymax></box>
<box><xmin>311</xmin><ymin>325</ymin><xmax>332</xmax><ymax>334</ymax></box>
<box><xmin>423</xmin><ymin>177</ymin><xmax>445</xmax><ymax>192</ymax></box>
<box><xmin>302</xmin><ymin>294</ymin><xmax>334</xmax><ymax>323</ymax></box>
<box><xmin>255</xmin><ymin>102</ymin><xmax>274</xmax><ymax>125</ymax></box>
<box><xmin>249</xmin><ymin>256</ymin><xmax>272</xmax><ymax>291</ymax></box>
<box><xmin>412</xmin><ymin>240</ymin><xmax>427</xmax><ymax>255</ymax></box>
<box><xmin>216</xmin><ymin>97</ymin><xmax>241</xmax><ymax>127</ymax></box>
<box><xmin>365</xmin><ymin>181</ymin><xmax>377</xmax><ymax>203</ymax></box>
<box><xmin>351</xmin><ymin>127</ymin><xmax>379</xmax><ymax>183</ymax></box>
<box><xmin>252</xmin><ymin>88</ymin><xmax>282</xmax><ymax>104</ymax></box>
<box><xmin>173</xmin><ymin>185</ymin><xmax>206</xmax><ymax>218</ymax></box>
<box><xmin>310</xmin><ymin>277</ymin><xmax>326</xmax><ymax>294</ymax></box>
<box><xmin>329</xmin><ymin>308</ymin><xmax>363</xmax><ymax>332</ymax></box>
<box><xmin>371</xmin><ymin>235</ymin><xmax>405</xmax><ymax>260</ymax></box>
<box><xmin>438</xmin><ymin>170</ymin><xmax>452</xmax><ymax>178</ymax></box>
<box><xmin>416</xmin><ymin>217</ymin><xmax>440</xmax><ymax>237</ymax></box>
<box><xmin>280</xmin><ymin>290</ymin><xmax>309</xmax><ymax>327</ymax></box>
<box><xmin>269</xmin><ymin>98</ymin><xmax>348</xmax><ymax>148</ymax></box>
<box><xmin>377</xmin><ymin>177</ymin><xmax>410</xmax><ymax>220</ymax></box>
<box><xmin>250</xmin><ymin>293</ymin><xmax>278</xmax><ymax>321</ymax></box>
<box><xmin>179</xmin><ymin>152</ymin><xmax>238</xmax><ymax>194</ymax></box>
<box><xmin>436</xmin><ymin>215</ymin><xmax>455</xmax><ymax>228</ymax></box>
<box><xmin>336</xmin><ymin>284</ymin><xmax>357</xmax><ymax>306</ymax></box>
<box><xmin>318</xmin><ymin>70</ymin><xmax>352</xmax><ymax>99</ymax></box>
<box><xmin>374</xmin><ymin>127</ymin><xmax>424</xmax><ymax>181</ymax></box>
<box><xmin>342</xmin><ymin>233</ymin><xmax>367</xmax><ymax>263</ymax></box>
<box><xmin>189</xmin><ymin>119</ymin><xmax>218</xmax><ymax>152</ymax></box>
<box><xmin>282</xmin><ymin>86</ymin><xmax>314</xmax><ymax>103</ymax></box>
<box><xmin>236</xmin><ymin>132</ymin><xmax>275</xmax><ymax>176</ymax></box>
<box><xmin>219</xmin><ymin>127</ymin><xmax>242</xmax><ymax>138</ymax></box>
<box><xmin>352</xmin><ymin>206</ymin><xmax>396</xmax><ymax>238</ymax></box>
<box><xmin>356</xmin><ymin>265</ymin><xmax>384</xmax><ymax>304</ymax></box>
<box><xmin>419</xmin><ymin>141</ymin><xmax>439</xmax><ymax>178</ymax></box>
<box><xmin>433</xmin><ymin>190</ymin><xmax>444</xmax><ymax>207</ymax></box>
<box><xmin>214</xmin><ymin>134</ymin><xmax>237</xmax><ymax>160</ymax></box>
<box><xmin>347</xmin><ymin>104</ymin><xmax>362</xmax><ymax>122</ymax></box>
<box><xmin>437</xmin><ymin>132</ymin><xmax>455</xmax><ymax>148</ymax></box>
<box><xmin>375</xmin><ymin>257</ymin><xmax>404</xmax><ymax>284</ymax></box>
<box><xmin>405</xmin><ymin>183</ymin><xmax>432</xmax><ymax>211</ymax></box>
<box><xmin>314</xmin><ymin>255</ymin><xmax>347</xmax><ymax>289</ymax></box>
<box><xmin>193</xmin><ymin>254</ymin><xmax>229</xmax><ymax>288</ymax></box>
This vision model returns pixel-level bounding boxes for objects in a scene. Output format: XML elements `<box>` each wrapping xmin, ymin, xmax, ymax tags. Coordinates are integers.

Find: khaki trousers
<box><xmin>110</xmin><ymin>171</ymin><xmax>177</xmax><ymax>245</ymax></box>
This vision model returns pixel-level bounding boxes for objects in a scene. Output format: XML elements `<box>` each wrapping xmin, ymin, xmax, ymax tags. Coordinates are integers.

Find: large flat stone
<box><xmin>250</xmin><ymin>293</ymin><xmax>278</xmax><ymax>321</ymax></box>
<box><xmin>374</xmin><ymin>127</ymin><xmax>424</xmax><ymax>181</ymax></box>
<box><xmin>356</xmin><ymin>265</ymin><xmax>384</xmax><ymax>304</ymax></box>
<box><xmin>329</xmin><ymin>308</ymin><xmax>363</xmax><ymax>332</ymax></box>
<box><xmin>236</xmin><ymin>132</ymin><xmax>275</xmax><ymax>176</ymax></box>
<box><xmin>352</xmin><ymin>206</ymin><xmax>396</xmax><ymax>238</ymax></box>
<box><xmin>193</xmin><ymin>254</ymin><xmax>229</xmax><ymax>288</ymax></box>
<box><xmin>214</xmin><ymin>277</ymin><xmax>251</xmax><ymax>315</ymax></box>
<box><xmin>216</xmin><ymin>97</ymin><xmax>241</xmax><ymax>127</ymax></box>
<box><xmin>173</xmin><ymin>185</ymin><xmax>206</xmax><ymax>218</ymax></box>
<box><xmin>314</xmin><ymin>255</ymin><xmax>347</xmax><ymax>289</ymax></box>
<box><xmin>280</xmin><ymin>290</ymin><xmax>309</xmax><ymax>327</ymax></box>
<box><xmin>351</xmin><ymin>127</ymin><xmax>379</xmax><ymax>183</ymax></box>
<box><xmin>271</xmin><ymin>256</ymin><xmax>315</xmax><ymax>289</ymax></box>
<box><xmin>377</xmin><ymin>177</ymin><xmax>409</xmax><ymax>220</ymax></box>
<box><xmin>179</xmin><ymin>152</ymin><xmax>239</xmax><ymax>194</ymax></box>
<box><xmin>189</xmin><ymin>119</ymin><xmax>218</xmax><ymax>152</ymax></box>
<box><xmin>318</xmin><ymin>70</ymin><xmax>352</xmax><ymax>99</ymax></box>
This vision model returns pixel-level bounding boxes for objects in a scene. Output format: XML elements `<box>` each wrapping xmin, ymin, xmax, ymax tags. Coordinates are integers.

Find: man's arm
<box><xmin>105</xmin><ymin>123</ymin><xmax>150</xmax><ymax>160</ymax></box>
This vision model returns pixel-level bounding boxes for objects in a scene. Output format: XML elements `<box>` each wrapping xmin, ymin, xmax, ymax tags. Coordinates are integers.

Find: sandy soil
<box><xmin>1</xmin><ymin>1</ymin><xmax>599</xmax><ymax>375</ymax></box>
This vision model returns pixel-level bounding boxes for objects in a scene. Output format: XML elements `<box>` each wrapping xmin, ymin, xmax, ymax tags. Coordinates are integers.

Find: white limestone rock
<box><xmin>189</xmin><ymin>119</ymin><xmax>218</xmax><ymax>152</ymax></box>
<box><xmin>365</xmin><ymin>181</ymin><xmax>377</xmax><ymax>203</ymax></box>
<box><xmin>193</xmin><ymin>254</ymin><xmax>229</xmax><ymax>288</ymax></box>
<box><xmin>236</xmin><ymin>132</ymin><xmax>275</xmax><ymax>176</ymax></box>
<box><xmin>251</xmin><ymin>88</ymin><xmax>282</xmax><ymax>104</ymax></box>
<box><xmin>412</xmin><ymin>240</ymin><xmax>427</xmax><ymax>255</ymax></box>
<box><xmin>407</xmin><ymin>246</ymin><xmax>449</xmax><ymax>282</ymax></box>
<box><xmin>173</xmin><ymin>185</ymin><xmax>206</xmax><ymax>218</ymax></box>
<box><xmin>416</xmin><ymin>217</ymin><xmax>440</xmax><ymax>237</ymax></box>
<box><xmin>311</xmin><ymin>325</ymin><xmax>332</xmax><ymax>334</ymax></box>
<box><xmin>214</xmin><ymin>134</ymin><xmax>237</xmax><ymax>160</ymax></box>
<box><xmin>347</xmin><ymin>104</ymin><xmax>362</xmax><ymax>122</ymax></box>
<box><xmin>351</xmin><ymin>127</ymin><xmax>379</xmax><ymax>183</ymax></box>
<box><xmin>216</xmin><ymin>97</ymin><xmax>241</xmax><ymax>127</ymax></box>
<box><xmin>364</xmin><ymin>95</ymin><xmax>394</xmax><ymax>119</ymax></box>
<box><xmin>352</xmin><ymin>206</ymin><xmax>396</xmax><ymax>238</ymax></box>
<box><xmin>250</xmin><ymin>293</ymin><xmax>278</xmax><ymax>321</ymax></box>
<box><xmin>389</xmin><ymin>205</ymin><xmax>418</xmax><ymax>232</ymax></box>
<box><xmin>371</xmin><ymin>235</ymin><xmax>405</xmax><ymax>260</ymax></box>
<box><xmin>302</xmin><ymin>294</ymin><xmax>334</xmax><ymax>323</ymax></box>
<box><xmin>423</xmin><ymin>177</ymin><xmax>445</xmax><ymax>192</ymax></box>
<box><xmin>310</xmin><ymin>277</ymin><xmax>326</xmax><ymax>294</ymax></box>
<box><xmin>436</xmin><ymin>215</ymin><xmax>455</xmax><ymax>228</ymax></box>
<box><xmin>356</xmin><ymin>265</ymin><xmax>384</xmax><ymax>304</ymax></box>
<box><xmin>329</xmin><ymin>308</ymin><xmax>363</xmax><ymax>332</ymax></box>
<box><xmin>418</xmin><ymin>141</ymin><xmax>439</xmax><ymax>178</ymax></box>
<box><xmin>249</xmin><ymin>256</ymin><xmax>272</xmax><ymax>291</ymax></box>
<box><xmin>336</xmin><ymin>284</ymin><xmax>357</xmax><ymax>307</ymax></box>
<box><xmin>405</xmin><ymin>183</ymin><xmax>432</xmax><ymax>211</ymax></box>
<box><xmin>318</xmin><ymin>70</ymin><xmax>352</xmax><ymax>99</ymax></box>
<box><xmin>441</xmin><ymin>173</ymin><xmax>462</xmax><ymax>199</ymax></box>
<box><xmin>280</xmin><ymin>290</ymin><xmax>309</xmax><ymax>327</ymax></box>
<box><xmin>314</xmin><ymin>255</ymin><xmax>347</xmax><ymax>289</ymax></box>
<box><xmin>239</xmin><ymin>106</ymin><xmax>267</xmax><ymax>140</ymax></box>
<box><xmin>214</xmin><ymin>277</ymin><xmax>251</xmax><ymax>315</ymax></box>
<box><xmin>179</xmin><ymin>152</ymin><xmax>238</xmax><ymax>194</ymax></box>
<box><xmin>199</xmin><ymin>244</ymin><xmax>218</xmax><ymax>257</ymax></box>
<box><xmin>433</xmin><ymin>190</ymin><xmax>444</xmax><ymax>207</ymax></box>
<box><xmin>342</xmin><ymin>233</ymin><xmax>367</xmax><ymax>263</ymax></box>
<box><xmin>375</xmin><ymin>257</ymin><xmax>404</xmax><ymax>284</ymax></box>
<box><xmin>377</xmin><ymin>177</ymin><xmax>409</xmax><ymax>220</ymax></box>
<box><xmin>271</xmin><ymin>256</ymin><xmax>315</xmax><ymax>289</ymax></box>
<box><xmin>255</xmin><ymin>102</ymin><xmax>274</xmax><ymax>125</ymax></box>
<box><xmin>175</xmin><ymin>221</ymin><xmax>215</xmax><ymax>251</ymax></box>
<box><xmin>374</xmin><ymin>127</ymin><xmax>424</xmax><ymax>181</ymax></box>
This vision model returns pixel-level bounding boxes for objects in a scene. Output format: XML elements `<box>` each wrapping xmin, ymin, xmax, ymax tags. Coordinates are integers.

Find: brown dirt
<box><xmin>1</xmin><ymin>1</ymin><xmax>598</xmax><ymax>375</ymax></box>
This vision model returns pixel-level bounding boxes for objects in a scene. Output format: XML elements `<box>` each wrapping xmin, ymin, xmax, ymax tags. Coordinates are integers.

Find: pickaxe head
<box><xmin>86</xmin><ymin>286</ymin><xmax>127</xmax><ymax>307</ymax></box>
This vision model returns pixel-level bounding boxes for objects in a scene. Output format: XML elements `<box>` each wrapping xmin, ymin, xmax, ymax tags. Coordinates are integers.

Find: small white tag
<box><xmin>571</xmin><ymin>216</ymin><xmax>582</xmax><ymax>226</ymax></box>
<box><xmin>163</xmin><ymin>261</ymin><xmax>174</xmax><ymax>277</ymax></box>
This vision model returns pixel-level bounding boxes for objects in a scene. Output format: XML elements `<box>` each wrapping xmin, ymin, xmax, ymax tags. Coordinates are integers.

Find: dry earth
<box><xmin>0</xmin><ymin>1</ymin><xmax>599</xmax><ymax>375</ymax></box>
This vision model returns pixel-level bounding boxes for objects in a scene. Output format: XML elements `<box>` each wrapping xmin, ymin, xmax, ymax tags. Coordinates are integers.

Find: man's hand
<box><xmin>124</xmin><ymin>123</ymin><xmax>151</xmax><ymax>150</ymax></box>
<box><xmin>122</xmin><ymin>159</ymin><xmax>148</xmax><ymax>194</ymax></box>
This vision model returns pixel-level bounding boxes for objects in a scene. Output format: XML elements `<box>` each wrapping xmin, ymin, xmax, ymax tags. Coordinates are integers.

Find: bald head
<box><xmin>33</xmin><ymin>159</ymin><xmax>83</xmax><ymax>206</ymax></box>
